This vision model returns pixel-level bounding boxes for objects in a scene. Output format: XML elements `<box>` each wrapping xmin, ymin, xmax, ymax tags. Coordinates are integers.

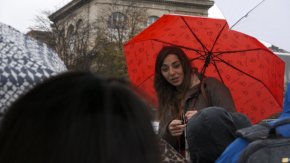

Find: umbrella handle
<box><xmin>181</xmin><ymin>113</ymin><xmax>187</xmax><ymax>124</ymax></box>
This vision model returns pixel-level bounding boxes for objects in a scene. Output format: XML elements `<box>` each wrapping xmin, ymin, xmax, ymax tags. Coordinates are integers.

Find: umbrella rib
<box><xmin>210</xmin><ymin>22</ymin><xmax>227</xmax><ymax>52</ymax></box>
<box><xmin>135</xmin><ymin>74</ymin><xmax>153</xmax><ymax>88</ymax></box>
<box><xmin>214</xmin><ymin>56</ymin><xmax>260</xmax><ymax>82</ymax></box>
<box><xmin>151</xmin><ymin>39</ymin><xmax>205</xmax><ymax>55</ymax></box>
<box><xmin>211</xmin><ymin>59</ymin><xmax>225</xmax><ymax>84</ymax></box>
<box><xmin>190</xmin><ymin>55</ymin><xmax>206</xmax><ymax>62</ymax></box>
<box><xmin>179</xmin><ymin>16</ymin><xmax>209</xmax><ymax>53</ymax></box>
<box><xmin>213</xmin><ymin>48</ymin><xmax>267</xmax><ymax>57</ymax></box>
<box><xmin>212</xmin><ymin>56</ymin><xmax>281</xmax><ymax>107</ymax></box>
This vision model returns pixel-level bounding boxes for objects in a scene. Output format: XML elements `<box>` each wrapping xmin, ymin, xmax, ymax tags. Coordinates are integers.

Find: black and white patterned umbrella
<box><xmin>0</xmin><ymin>22</ymin><xmax>67</xmax><ymax>114</ymax></box>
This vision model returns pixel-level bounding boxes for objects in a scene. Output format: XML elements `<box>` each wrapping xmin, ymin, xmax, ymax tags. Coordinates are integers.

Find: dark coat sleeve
<box><xmin>204</xmin><ymin>77</ymin><xmax>236</xmax><ymax>112</ymax></box>
<box><xmin>158</xmin><ymin>111</ymin><xmax>180</xmax><ymax>150</ymax></box>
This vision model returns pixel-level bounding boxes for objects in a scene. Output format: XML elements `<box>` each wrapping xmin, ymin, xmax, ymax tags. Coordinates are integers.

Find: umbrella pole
<box><xmin>183</xmin><ymin>114</ymin><xmax>191</xmax><ymax>162</ymax></box>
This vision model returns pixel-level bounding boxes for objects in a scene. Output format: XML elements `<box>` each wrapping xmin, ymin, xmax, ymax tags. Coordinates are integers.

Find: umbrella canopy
<box><xmin>0</xmin><ymin>22</ymin><xmax>67</xmax><ymax>114</ymax></box>
<box><xmin>124</xmin><ymin>14</ymin><xmax>285</xmax><ymax>123</ymax></box>
<box><xmin>215</xmin><ymin>0</ymin><xmax>290</xmax><ymax>52</ymax></box>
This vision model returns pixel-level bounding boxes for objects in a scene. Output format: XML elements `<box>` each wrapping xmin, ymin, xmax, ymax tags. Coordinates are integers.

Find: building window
<box><xmin>76</xmin><ymin>19</ymin><xmax>83</xmax><ymax>33</ymax></box>
<box><xmin>108</xmin><ymin>12</ymin><xmax>127</xmax><ymax>29</ymax></box>
<box><xmin>66</xmin><ymin>25</ymin><xmax>75</xmax><ymax>52</ymax></box>
<box><xmin>147</xmin><ymin>16</ymin><xmax>159</xmax><ymax>26</ymax></box>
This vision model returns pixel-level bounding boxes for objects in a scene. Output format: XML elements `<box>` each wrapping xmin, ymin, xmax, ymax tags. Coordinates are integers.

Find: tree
<box><xmin>30</xmin><ymin>0</ymin><xmax>149</xmax><ymax>77</ymax></box>
<box><xmin>29</xmin><ymin>10</ymin><xmax>93</xmax><ymax>70</ymax></box>
<box><xmin>91</xmin><ymin>0</ymin><xmax>148</xmax><ymax>77</ymax></box>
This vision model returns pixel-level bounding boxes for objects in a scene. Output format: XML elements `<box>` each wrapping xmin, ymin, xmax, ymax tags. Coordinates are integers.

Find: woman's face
<box><xmin>161</xmin><ymin>54</ymin><xmax>184</xmax><ymax>87</ymax></box>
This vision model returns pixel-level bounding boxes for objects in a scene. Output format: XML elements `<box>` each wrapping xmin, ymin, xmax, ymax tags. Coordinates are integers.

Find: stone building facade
<box><xmin>49</xmin><ymin>0</ymin><xmax>214</xmax><ymax>38</ymax></box>
<box><xmin>48</xmin><ymin>0</ymin><xmax>214</xmax><ymax>74</ymax></box>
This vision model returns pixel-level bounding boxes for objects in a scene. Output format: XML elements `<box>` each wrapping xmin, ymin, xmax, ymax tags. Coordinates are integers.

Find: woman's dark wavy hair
<box><xmin>154</xmin><ymin>46</ymin><xmax>193</xmax><ymax>121</ymax></box>
<box><xmin>0</xmin><ymin>71</ymin><xmax>160</xmax><ymax>163</ymax></box>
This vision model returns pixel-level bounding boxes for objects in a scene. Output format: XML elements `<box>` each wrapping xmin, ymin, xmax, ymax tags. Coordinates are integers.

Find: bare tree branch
<box><xmin>30</xmin><ymin>1</ymin><xmax>149</xmax><ymax>77</ymax></box>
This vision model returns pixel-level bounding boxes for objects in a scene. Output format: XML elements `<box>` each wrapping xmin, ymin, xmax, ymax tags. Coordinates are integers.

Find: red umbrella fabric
<box><xmin>124</xmin><ymin>14</ymin><xmax>285</xmax><ymax>123</ymax></box>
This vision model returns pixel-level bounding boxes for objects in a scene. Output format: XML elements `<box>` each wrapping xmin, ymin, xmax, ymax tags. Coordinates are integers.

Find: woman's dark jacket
<box><xmin>158</xmin><ymin>77</ymin><xmax>236</xmax><ymax>150</ymax></box>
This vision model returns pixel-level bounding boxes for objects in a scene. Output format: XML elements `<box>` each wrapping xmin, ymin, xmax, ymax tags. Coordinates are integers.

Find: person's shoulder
<box><xmin>204</xmin><ymin>76</ymin><xmax>221</xmax><ymax>84</ymax></box>
<box><xmin>202</xmin><ymin>77</ymin><xmax>225</xmax><ymax>91</ymax></box>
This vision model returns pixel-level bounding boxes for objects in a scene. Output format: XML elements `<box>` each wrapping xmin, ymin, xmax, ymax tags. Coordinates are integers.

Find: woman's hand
<box><xmin>185</xmin><ymin>110</ymin><xmax>198</xmax><ymax>122</ymax></box>
<box><xmin>168</xmin><ymin>119</ymin><xmax>186</xmax><ymax>137</ymax></box>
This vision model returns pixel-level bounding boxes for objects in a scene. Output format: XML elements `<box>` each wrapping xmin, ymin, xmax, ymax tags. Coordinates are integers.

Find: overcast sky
<box><xmin>0</xmin><ymin>0</ymin><xmax>224</xmax><ymax>33</ymax></box>
<box><xmin>0</xmin><ymin>0</ymin><xmax>72</xmax><ymax>33</ymax></box>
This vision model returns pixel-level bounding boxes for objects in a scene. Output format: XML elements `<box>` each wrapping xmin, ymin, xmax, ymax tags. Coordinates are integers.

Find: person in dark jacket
<box><xmin>154</xmin><ymin>46</ymin><xmax>251</xmax><ymax>163</ymax></box>
<box><xmin>0</xmin><ymin>71</ymin><xmax>161</xmax><ymax>163</ymax></box>
<box><xmin>216</xmin><ymin>82</ymin><xmax>290</xmax><ymax>163</ymax></box>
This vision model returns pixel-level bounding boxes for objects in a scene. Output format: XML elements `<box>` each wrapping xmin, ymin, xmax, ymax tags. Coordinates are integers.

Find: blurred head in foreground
<box><xmin>0</xmin><ymin>71</ymin><xmax>160</xmax><ymax>163</ymax></box>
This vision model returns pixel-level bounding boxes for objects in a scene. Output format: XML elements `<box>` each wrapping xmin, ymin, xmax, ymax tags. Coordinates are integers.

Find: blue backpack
<box><xmin>216</xmin><ymin>118</ymin><xmax>290</xmax><ymax>163</ymax></box>
<box><xmin>216</xmin><ymin>83</ymin><xmax>290</xmax><ymax>163</ymax></box>
<box><xmin>237</xmin><ymin>118</ymin><xmax>290</xmax><ymax>163</ymax></box>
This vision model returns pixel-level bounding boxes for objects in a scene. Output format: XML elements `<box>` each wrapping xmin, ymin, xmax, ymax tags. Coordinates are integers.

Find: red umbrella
<box><xmin>124</xmin><ymin>14</ymin><xmax>285</xmax><ymax>123</ymax></box>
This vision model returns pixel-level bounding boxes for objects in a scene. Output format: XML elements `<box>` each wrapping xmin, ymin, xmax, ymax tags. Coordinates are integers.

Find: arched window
<box><xmin>75</xmin><ymin>19</ymin><xmax>86</xmax><ymax>40</ymax></box>
<box><xmin>147</xmin><ymin>16</ymin><xmax>159</xmax><ymax>26</ymax></box>
<box><xmin>76</xmin><ymin>19</ymin><xmax>84</xmax><ymax>33</ymax></box>
<box><xmin>108</xmin><ymin>12</ymin><xmax>127</xmax><ymax>29</ymax></box>
<box><xmin>66</xmin><ymin>25</ymin><xmax>75</xmax><ymax>52</ymax></box>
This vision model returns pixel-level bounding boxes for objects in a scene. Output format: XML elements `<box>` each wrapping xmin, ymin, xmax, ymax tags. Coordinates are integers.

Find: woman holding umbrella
<box><xmin>154</xmin><ymin>46</ymin><xmax>251</xmax><ymax>162</ymax></box>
